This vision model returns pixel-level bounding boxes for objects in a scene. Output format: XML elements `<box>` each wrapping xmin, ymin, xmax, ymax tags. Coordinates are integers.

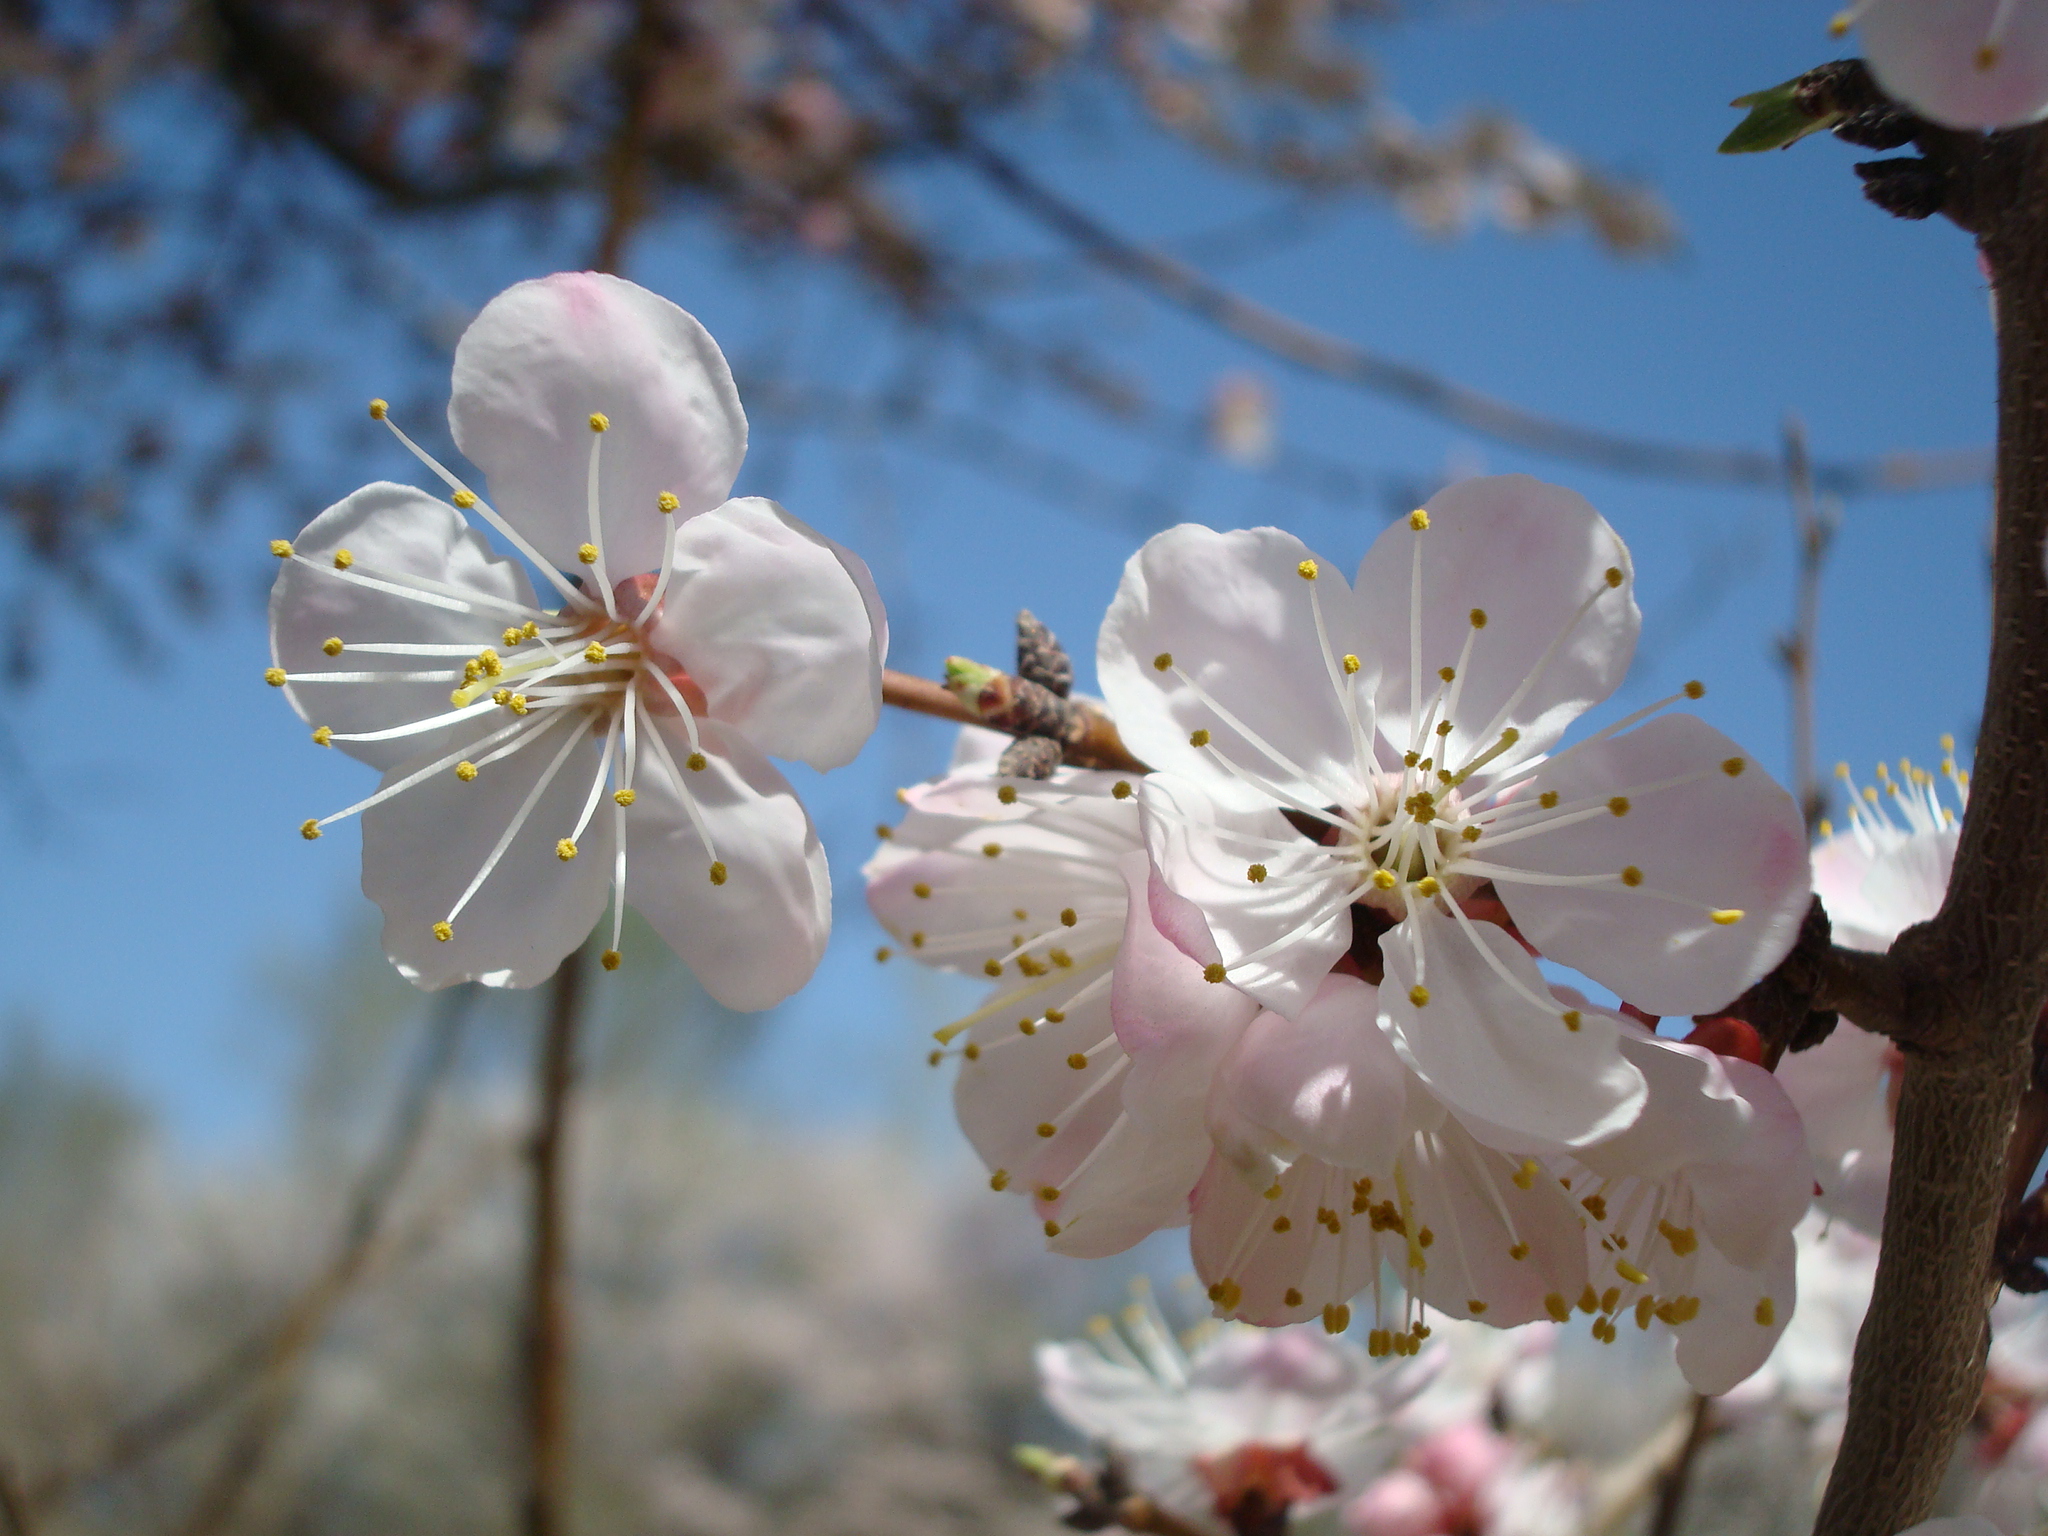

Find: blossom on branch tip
<box><xmin>1836</xmin><ymin>0</ymin><xmax>2048</xmax><ymax>129</ymax></box>
<box><xmin>1097</xmin><ymin>475</ymin><xmax>1810</xmax><ymax>1149</ymax></box>
<box><xmin>269</xmin><ymin>272</ymin><xmax>885</xmax><ymax>1002</ymax></box>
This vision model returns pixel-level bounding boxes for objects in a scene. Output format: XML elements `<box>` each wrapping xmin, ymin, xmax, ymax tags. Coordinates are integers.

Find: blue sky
<box><xmin>0</xmin><ymin>0</ymin><xmax>1996</xmax><ymax>1157</ymax></box>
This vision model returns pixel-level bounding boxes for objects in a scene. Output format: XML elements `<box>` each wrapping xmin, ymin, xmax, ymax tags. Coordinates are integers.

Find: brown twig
<box><xmin>590</xmin><ymin>0</ymin><xmax>662</xmax><ymax>276</ymax></box>
<box><xmin>1791</xmin><ymin>75</ymin><xmax>2048</xmax><ymax>1536</ymax></box>
<box><xmin>880</xmin><ymin>668</ymin><xmax>1150</xmax><ymax>774</ymax></box>
<box><xmin>1778</xmin><ymin>416</ymin><xmax>1837</xmax><ymax>832</ymax></box>
<box><xmin>1646</xmin><ymin>1396</ymin><xmax>1714</xmax><ymax>1536</ymax></box>
<box><xmin>522</xmin><ymin>950</ymin><xmax>584</xmax><ymax>1536</ymax></box>
<box><xmin>0</xmin><ymin>1458</ymin><xmax>32</xmax><ymax>1536</ymax></box>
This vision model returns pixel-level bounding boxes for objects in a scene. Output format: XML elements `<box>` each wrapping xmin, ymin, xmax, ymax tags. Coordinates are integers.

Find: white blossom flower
<box><xmin>270</xmin><ymin>272</ymin><xmax>885</xmax><ymax>1002</ymax></box>
<box><xmin>1777</xmin><ymin>749</ymin><xmax>1964</xmax><ymax>1233</ymax></box>
<box><xmin>1835</xmin><ymin>0</ymin><xmax>2048</xmax><ymax>129</ymax></box>
<box><xmin>1037</xmin><ymin>1285</ymin><xmax>1431</xmax><ymax>1534</ymax></box>
<box><xmin>1096</xmin><ymin>475</ymin><xmax>1810</xmax><ymax>1150</ymax></box>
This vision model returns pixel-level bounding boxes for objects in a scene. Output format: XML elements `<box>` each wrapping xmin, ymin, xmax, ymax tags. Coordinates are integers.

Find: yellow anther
<box><xmin>983</xmin><ymin>958</ymin><xmax>1003</xmax><ymax>977</ymax></box>
<box><xmin>927</xmin><ymin>1050</ymin><xmax>942</xmax><ymax>1067</ymax></box>
<box><xmin>1470</xmin><ymin>607</ymin><xmax>1488</xmax><ymax>629</ymax></box>
<box><xmin>1419</xmin><ymin>1226</ymin><xmax>1434</xmax><ymax>1248</ymax></box>
<box><xmin>1049</xmin><ymin>948</ymin><xmax>1073</xmax><ymax>968</ymax></box>
<box><xmin>1466</xmin><ymin>1299</ymin><xmax>1488</xmax><ymax>1315</ymax></box>
<box><xmin>1036</xmin><ymin>1122</ymin><xmax>1056</xmax><ymax>1138</ymax></box>
<box><xmin>1297</xmin><ymin>558</ymin><xmax>1319</xmax><ymax>580</ymax></box>
<box><xmin>1409</xmin><ymin>508</ymin><xmax>1430</xmax><ymax>531</ymax></box>
<box><xmin>1864</xmin><ymin>786</ymin><xmax>1879</xmax><ymax>803</ymax></box>
<box><xmin>1284</xmin><ymin>1288</ymin><xmax>1303</xmax><ymax>1308</ymax></box>
<box><xmin>584</xmin><ymin>641</ymin><xmax>607</xmax><ymax>664</ymax></box>
<box><xmin>1941</xmin><ymin>733</ymin><xmax>1956</xmax><ymax>753</ymax></box>
<box><xmin>1018</xmin><ymin>1018</ymin><xmax>1036</xmax><ymax>1035</ymax></box>
<box><xmin>1203</xmin><ymin>962</ymin><xmax>1227</xmax><ymax>984</ymax></box>
<box><xmin>1403</xmin><ymin>750</ymin><xmax>1420</xmax><ymax>767</ymax></box>
<box><xmin>1539</xmin><ymin>790</ymin><xmax>1559</xmax><ymax>808</ymax></box>
<box><xmin>1604</xmin><ymin>566</ymin><xmax>1624</xmax><ymax>588</ymax></box>
<box><xmin>1545</xmin><ymin>1293</ymin><xmax>1571</xmax><ymax>1323</ymax></box>
<box><xmin>318</xmin><ymin>636</ymin><xmax>344</xmax><ymax>657</ymax></box>
<box><xmin>577</xmin><ymin>543</ymin><xmax>599</xmax><ymax>564</ymax></box>
<box><xmin>1438</xmin><ymin>666</ymin><xmax>1456</xmax><ymax>682</ymax></box>
<box><xmin>1512</xmin><ymin>1159</ymin><xmax>1538</xmax><ymax>1190</ymax></box>
<box><xmin>1064</xmin><ymin>1052</ymin><xmax>1088</xmax><ymax>1070</ymax></box>
<box><xmin>997</xmin><ymin>784</ymin><xmax>1017</xmax><ymax>805</ymax></box>
<box><xmin>1657</xmin><ymin>1219</ymin><xmax>1698</xmax><ymax>1256</ymax></box>
<box><xmin>1408</xmin><ymin>985</ymin><xmax>1431</xmax><ymax>1008</ymax></box>
<box><xmin>1835</xmin><ymin>760</ymin><xmax>1852</xmax><ymax>779</ymax></box>
<box><xmin>1059</xmin><ymin>908</ymin><xmax>1078</xmax><ymax>927</ymax></box>
<box><xmin>509</xmin><ymin>694</ymin><xmax>530</xmax><ymax>714</ymax></box>
<box><xmin>1416</xmin><ymin>876</ymin><xmax>1440</xmax><ymax>898</ymax></box>
<box><xmin>1608</xmin><ymin>796</ymin><xmax>1631</xmax><ymax>817</ymax></box>
<box><xmin>449</xmin><ymin>487</ymin><xmax>478</xmax><ymax>509</ymax></box>
<box><xmin>1710</xmin><ymin>909</ymin><xmax>1745</xmax><ymax>926</ymax></box>
<box><xmin>1113</xmin><ymin>780</ymin><xmax>1133</xmax><ymax>799</ymax></box>
<box><xmin>708</xmin><ymin>861</ymin><xmax>728</xmax><ymax>885</ymax></box>
<box><xmin>264</xmin><ymin>667</ymin><xmax>287</xmax><ymax>686</ymax></box>
<box><xmin>1636</xmin><ymin>1295</ymin><xmax>1656</xmax><ymax>1329</ymax></box>
<box><xmin>1755</xmin><ymin>1297</ymin><xmax>1776</xmax><ymax>1326</ymax></box>
<box><xmin>600</xmin><ymin>949</ymin><xmax>622</xmax><ymax>970</ymax></box>
<box><xmin>368</xmin><ymin>398</ymin><xmax>388</xmax><ymax>419</ymax></box>
<box><xmin>1435</xmin><ymin>720</ymin><xmax>1453</xmax><ymax>737</ymax></box>
<box><xmin>1578</xmin><ymin>1284</ymin><xmax>1599</xmax><ymax>1314</ymax></box>
<box><xmin>687</xmin><ymin>752</ymin><xmax>708</xmax><ymax>772</ymax></box>
<box><xmin>1819</xmin><ymin>818</ymin><xmax>1834</xmax><ymax>837</ymax></box>
<box><xmin>1684</xmin><ymin>680</ymin><xmax>1705</xmax><ymax>699</ymax></box>
<box><xmin>491</xmin><ymin>688</ymin><xmax>511</xmax><ymax>706</ymax></box>
<box><xmin>1036</xmin><ymin>1184</ymin><xmax>1059</xmax><ymax>1203</ymax></box>
<box><xmin>657</xmin><ymin>491</ymin><xmax>679</xmax><ymax>513</ymax></box>
<box><xmin>1978</xmin><ymin>41</ymin><xmax>2001</xmax><ymax>69</ymax></box>
<box><xmin>613</xmin><ymin>788</ymin><xmax>635</xmax><ymax>806</ymax></box>
<box><xmin>1561</xmin><ymin>1009</ymin><xmax>1582</xmax><ymax>1032</ymax></box>
<box><xmin>963</xmin><ymin>1043</ymin><xmax>981</xmax><ymax>1061</ymax></box>
<box><xmin>1322</xmin><ymin>1302</ymin><xmax>1351</xmax><ymax>1334</ymax></box>
<box><xmin>333</xmin><ymin>549</ymin><xmax>354</xmax><ymax>569</ymax></box>
<box><xmin>503</xmin><ymin>628</ymin><xmax>523</xmax><ymax>648</ymax></box>
<box><xmin>1043</xmin><ymin>1220</ymin><xmax>1061</xmax><ymax>1238</ymax></box>
<box><xmin>1616</xmin><ymin>1259</ymin><xmax>1649</xmax><ymax>1285</ymax></box>
<box><xmin>588</xmin><ymin>412</ymin><xmax>610</xmax><ymax>432</ymax></box>
<box><xmin>1509</xmin><ymin>1242</ymin><xmax>1530</xmax><ymax>1261</ymax></box>
<box><xmin>982</xmin><ymin>841</ymin><xmax>1002</xmax><ymax>858</ymax></box>
<box><xmin>1460</xmin><ymin>825</ymin><xmax>1481</xmax><ymax>842</ymax></box>
<box><xmin>464</xmin><ymin>661</ymin><xmax>483</xmax><ymax>684</ymax></box>
<box><xmin>1828</xmin><ymin>8</ymin><xmax>1852</xmax><ymax>36</ymax></box>
<box><xmin>1272</xmin><ymin>1215</ymin><xmax>1292</xmax><ymax>1233</ymax></box>
<box><xmin>311</xmin><ymin>726</ymin><xmax>333</xmax><ymax>747</ymax></box>
<box><xmin>1876</xmin><ymin>761</ymin><xmax>1891</xmax><ymax>780</ymax></box>
<box><xmin>1600</xmin><ymin>1286</ymin><xmax>1621</xmax><ymax>1313</ymax></box>
<box><xmin>1582</xmin><ymin>1194</ymin><xmax>1608</xmax><ymax>1220</ymax></box>
<box><xmin>1343</xmin><ymin>654</ymin><xmax>1362</xmax><ymax>675</ymax></box>
<box><xmin>1044</xmin><ymin>1008</ymin><xmax>1066</xmax><ymax>1022</ymax></box>
<box><xmin>456</xmin><ymin>761</ymin><xmax>478</xmax><ymax>782</ymax></box>
<box><xmin>1189</xmin><ymin>728</ymin><xmax>1211</xmax><ymax>748</ymax></box>
<box><xmin>912</xmin><ymin>882</ymin><xmax>932</xmax><ymax>899</ymax></box>
<box><xmin>1214</xmin><ymin>1280</ymin><xmax>1242</xmax><ymax>1311</ymax></box>
<box><xmin>1247</xmin><ymin>863</ymin><xmax>1268</xmax><ymax>883</ymax></box>
<box><xmin>269</xmin><ymin>539</ymin><xmax>293</xmax><ymax>558</ymax></box>
<box><xmin>300</xmin><ymin>819</ymin><xmax>322</xmax><ymax>840</ymax></box>
<box><xmin>1621</xmin><ymin>866</ymin><xmax>1643</xmax><ymax>887</ymax></box>
<box><xmin>1153</xmin><ymin>652</ymin><xmax>1173</xmax><ymax>672</ymax></box>
<box><xmin>432</xmin><ymin>920</ymin><xmax>453</xmax><ymax>942</ymax></box>
<box><xmin>556</xmin><ymin>839</ymin><xmax>577</xmax><ymax>861</ymax></box>
<box><xmin>1722</xmin><ymin>757</ymin><xmax>1745</xmax><ymax>777</ymax></box>
<box><xmin>522</xmin><ymin>621</ymin><xmax>538</xmax><ymax>638</ymax></box>
<box><xmin>876</xmin><ymin>946</ymin><xmax>893</xmax><ymax>963</ymax></box>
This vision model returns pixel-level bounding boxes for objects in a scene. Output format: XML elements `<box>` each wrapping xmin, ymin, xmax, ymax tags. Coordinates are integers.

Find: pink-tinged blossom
<box><xmin>1344</xmin><ymin>1422</ymin><xmax>1586</xmax><ymax>1536</ymax></box>
<box><xmin>1037</xmin><ymin>1289</ymin><xmax>1431</xmax><ymax>1534</ymax></box>
<box><xmin>1778</xmin><ymin>751</ymin><xmax>1964</xmax><ymax>1233</ymax></box>
<box><xmin>270</xmin><ymin>272</ymin><xmax>884</xmax><ymax>1002</ymax></box>
<box><xmin>864</xmin><ymin>763</ymin><xmax>1226</xmax><ymax>1257</ymax></box>
<box><xmin>1836</xmin><ymin>0</ymin><xmax>2048</xmax><ymax>129</ymax></box>
<box><xmin>1097</xmin><ymin>476</ymin><xmax>1810</xmax><ymax>1152</ymax></box>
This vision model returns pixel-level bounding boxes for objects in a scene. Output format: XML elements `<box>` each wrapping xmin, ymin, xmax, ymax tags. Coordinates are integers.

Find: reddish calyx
<box><xmin>1195</xmin><ymin>1442</ymin><xmax>1338</xmax><ymax>1528</ymax></box>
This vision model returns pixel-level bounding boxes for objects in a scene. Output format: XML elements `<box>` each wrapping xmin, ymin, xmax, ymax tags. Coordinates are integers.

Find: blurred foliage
<box><xmin>0</xmin><ymin>0</ymin><xmax>1673</xmax><ymax>684</ymax></box>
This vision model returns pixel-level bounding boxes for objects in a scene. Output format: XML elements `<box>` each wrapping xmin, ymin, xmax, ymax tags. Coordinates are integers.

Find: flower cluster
<box><xmin>269</xmin><ymin>273</ymin><xmax>885</xmax><ymax>1006</ymax></box>
<box><xmin>871</xmin><ymin>475</ymin><xmax>1816</xmax><ymax>1396</ymax></box>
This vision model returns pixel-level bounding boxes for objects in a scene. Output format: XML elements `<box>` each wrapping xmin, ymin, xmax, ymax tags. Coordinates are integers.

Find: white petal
<box><xmin>1379</xmin><ymin>904</ymin><xmax>1646</xmax><ymax>1150</ymax></box>
<box><xmin>1487</xmin><ymin>713</ymin><xmax>1811</xmax><ymax>1016</ymax></box>
<box><xmin>1681</xmin><ymin>1058</ymin><xmax>1816</xmax><ymax>1271</ymax></box>
<box><xmin>364</xmin><ymin>716</ymin><xmax>610</xmax><ymax>990</ymax></box>
<box><xmin>1097</xmin><ymin>523</ymin><xmax>1376</xmax><ymax>802</ymax></box>
<box><xmin>1775</xmin><ymin>1020</ymin><xmax>1896</xmax><ymax>1236</ymax></box>
<box><xmin>448</xmin><ymin>273</ymin><xmax>746</xmax><ymax>576</ymax></box>
<box><xmin>1208</xmin><ymin>977</ymin><xmax>1408</xmax><ymax>1178</ymax></box>
<box><xmin>1575</xmin><ymin>1028</ymin><xmax>1751</xmax><ymax>1186</ymax></box>
<box><xmin>625</xmin><ymin>717</ymin><xmax>828</xmax><ymax>1011</ymax></box>
<box><xmin>1670</xmin><ymin>1229</ymin><xmax>1796</xmax><ymax>1396</ymax></box>
<box><xmin>270</xmin><ymin>482</ymin><xmax>539</xmax><ymax>770</ymax></box>
<box><xmin>1141</xmin><ymin>772</ymin><xmax>1353</xmax><ymax>1018</ymax></box>
<box><xmin>1864</xmin><ymin>0</ymin><xmax>2048</xmax><ymax>128</ymax></box>
<box><xmin>1356</xmin><ymin>475</ymin><xmax>1637</xmax><ymax>769</ymax></box>
<box><xmin>649</xmin><ymin>497</ymin><xmax>885</xmax><ymax>770</ymax></box>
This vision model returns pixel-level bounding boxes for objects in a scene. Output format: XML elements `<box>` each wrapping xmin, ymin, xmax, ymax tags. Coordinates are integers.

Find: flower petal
<box><xmin>1356</xmin><ymin>475</ymin><xmax>1637</xmax><ymax>771</ymax></box>
<box><xmin>1209</xmin><ymin>977</ymin><xmax>1408</xmax><ymax>1180</ymax></box>
<box><xmin>363</xmin><ymin>714</ymin><xmax>610</xmax><ymax>990</ymax></box>
<box><xmin>1669</xmin><ymin>1228</ymin><xmax>1796</xmax><ymax>1396</ymax></box>
<box><xmin>1378</xmin><ymin>903</ymin><xmax>1646</xmax><ymax>1150</ymax></box>
<box><xmin>448</xmin><ymin>272</ymin><xmax>746</xmax><ymax>576</ymax></box>
<box><xmin>1097</xmin><ymin>523</ymin><xmax>1376</xmax><ymax>805</ymax></box>
<box><xmin>1774</xmin><ymin>1019</ymin><xmax>1896</xmax><ymax>1236</ymax></box>
<box><xmin>270</xmin><ymin>482</ymin><xmax>540</xmax><ymax>770</ymax></box>
<box><xmin>649</xmin><ymin>497</ymin><xmax>885</xmax><ymax>769</ymax></box>
<box><xmin>1681</xmin><ymin>1058</ymin><xmax>1816</xmax><ymax>1271</ymax></box>
<box><xmin>1863</xmin><ymin>0</ymin><xmax>2048</xmax><ymax>129</ymax></box>
<box><xmin>1486</xmin><ymin>712</ymin><xmax>1810</xmax><ymax>1016</ymax></box>
<box><xmin>1574</xmin><ymin>1027</ymin><xmax>1750</xmax><ymax>1186</ymax></box>
<box><xmin>1140</xmin><ymin>772</ymin><xmax>1354</xmax><ymax>1019</ymax></box>
<box><xmin>625</xmin><ymin>716</ymin><xmax>828</xmax><ymax>1011</ymax></box>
